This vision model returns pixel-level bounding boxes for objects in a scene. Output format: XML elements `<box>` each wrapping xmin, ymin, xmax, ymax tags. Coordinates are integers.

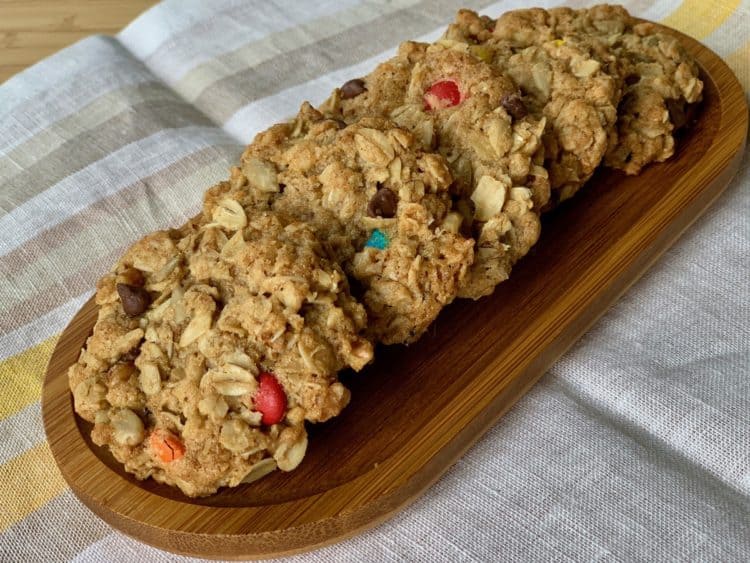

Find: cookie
<box><xmin>68</xmin><ymin>210</ymin><xmax>373</xmax><ymax>497</ymax></box>
<box><xmin>320</xmin><ymin>41</ymin><xmax>548</xmax><ymax>299</ymax></box>
<box><xmin>551</xmin><ymin>5</ymin><xmax>703</xmax><ymax>174</ymax></box>
<box><xmin>453</xmin><ymin>6</ymin><xmax>703</xmax><ymax>177</ymax></box>
<box><xmin>443</xmin><ymin>9</ymin><xmax>622</xmax><ymax>203</ymax></box>
<box><xmin>238</xmin><ymin>103</ymin><xmax>474</xmax><ymax>343</ymax></box>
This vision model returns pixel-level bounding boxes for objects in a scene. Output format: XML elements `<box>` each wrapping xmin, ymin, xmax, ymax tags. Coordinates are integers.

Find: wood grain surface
<box><xmin>42</xmin><ymin>25</ymin><xmax>748</xmax><ymax>561</ymax></box>
<box><xmin>0</xmin><ymin>0</ymin><xmax>157</xmax><ymax>84</ymax></box>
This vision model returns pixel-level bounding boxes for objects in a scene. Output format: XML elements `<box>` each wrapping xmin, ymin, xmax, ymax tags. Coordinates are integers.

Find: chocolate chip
<box><xmin>116</xmin><ymin>283</ymin><xmax>151</xmax><ymax>317</ymax></box>
<box><xmin>666</xmin><ymin>97</ymin><xmax>699</xmax><ymax>133</ymax></box>
<box><xmin>683</xmin><ymin>102</ymin><xmax>699</xmax><ymax>128</ymax></box>
<box><xmin>367</xmin><ymin>186</ymin><xmax>398</xmax><ymax>218</ymax></box>
<box><xmin>347</xmin><ymin>276</ymin><xmax>366</xmax><ymax>300</ymax></box>
<box><xmin>501</xmin><ymin>92</ymin><xmax>527</xmax><ymax>120</ymax></box>
<box><xmin>327</xmin><ymin>118</ymin><xmax>347</xmax><ymax>130</ymax></box>
<box><xmin>666</xmin><ymin>98</ymin><xmax>687</xmax><ymax>130</ymax></box>
<box><xmin>120</xmin><ymin>348</ymin><xmax>139</xmax><ymax>363</ymax></box>
<box><xmin>340</xmin><ymin>79</ymin><xmax>366</xmax><ymax>100</ymax></box>
<box><xmin>625</xmin><ymin>74</ymin><xmax>640</xmax><ymax>86</ymax></box>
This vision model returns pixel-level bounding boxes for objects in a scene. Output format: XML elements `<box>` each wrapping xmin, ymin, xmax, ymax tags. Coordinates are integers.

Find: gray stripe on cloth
<box><xmin>0</xmin><ymin>99</ymin><xmax>215</xmax><ymax>216</ymax></box>
<box><xmin>0</xmin><ymin>147</ymin><xmax>239</xmax><ymax>331</ymax></box>
<box><xmin>0</xmin><ymin>82</ymin><xmax>182</xmax><ymax>183</ymax></box>
<box><xmin>171</xmin><ymin>0</ymin><xmax>415</xmax><ymax>102</ymax></box>
<box><xmin>0</xmin><ymin>37</ymin><xmax>153</xmax><ymax>152</ymax></box>
<box><xmin>0</xmin><ymin>149</ymin><xmax>228</xmax><ymax>278</ymax></box>
<box><xmin>191</xmin><ymin>0</ymin><xmax>498</xmax><ymax>124</ymax></box>
<box><xmin>0</xmin><ymin>126</ymin><xmax>234</xmax><ymax>257</ymax></box>
<box><xmin>0</xmin><ymin>403</ymin><xmax>45</xmax><ymax>466</ymax></box>
<box><xmin>0</xmin><ymin>294</ymin><xmax>88</xmax><ymax>362</ymax></box>
<box><xmin>0</xmin><ymin>490</ymin><xmax>111</xmax><ymax>562</ymax></box>
<box><xmin>134</xmin><ymin>0</ymin><xmax>364</xmax><ymax>87</ymax></box>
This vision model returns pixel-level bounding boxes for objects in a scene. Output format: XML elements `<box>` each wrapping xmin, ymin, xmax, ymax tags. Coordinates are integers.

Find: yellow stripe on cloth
<box><xmin>661</xmin><ymin>0</ymin><xmax>741</xmax><ymax>39</ymax></box>
<box><xmin>0</xmin><ymin>442</ymin><xmax>68</xmax><ymax>532</ymax></box>
<box><xmin>0</xmin><ymin>336</ymin><xmax>58</xmax><ymax>420</ymax></box>
<box><xmin>725</xmin><ymin>41</ymin><xmax>750</xmax><ymax>92</ymax></box>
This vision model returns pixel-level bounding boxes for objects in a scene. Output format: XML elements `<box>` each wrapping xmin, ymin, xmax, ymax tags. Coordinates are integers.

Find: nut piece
<box><xmin>72</xmin><ymin>377</ymin><xmax>107</xmax><ymax>421</ymax></box>
<box><xmin>274</xmin><ymin>427</ymin><xmax>308</xmax><ymax>471</ymax></box>
<box><xmin>471</xmin><ymin>175</ymin><xmax>508</xmax><ymax>222</ymax></box>
<box><xmin>179</xmin><ymin>309</ymin><xmax>213</xmax><ymax>348</ymax></box>
<box><xmin>212</xmin><ymin>198</ymin><xmax>247</xmax><ymax>231</ymax></box>
<box><xmin>531</xmin><ymin>62</ymin><xmax>552</xmax><ymax>100</ymax></box>
<box><xmin>571</xmin><ymin>58</ymin><xmax>601</xmax><ymax>78</ymax></box>
<box><xmin>243</xmin><ymin>157</ymin><xmax>278</xmax><ymax>193</ymax></box>
<box><xmin>202</xmin><ymin>364</ymin><xmax>258</xmax><ymax>396</ymax></box>
<box><xmin>197</xmin><ymin>394</ymin><xmax>229</xmax><ymax>422</ymax></box>
<box><xmin>510</xmin><ymin>186</ymin><xmax>533</xmax><ymax>201</ymax></box>
<box><xmin>241</xmin><ymin>458</ymin><xmax>278</xmax><ymax>484</ymax></box>
<box><xmin>110</xmin><ymin>408</ymin><xmax>145</xmax><ymax>446</ymax></box>
<box><xmin>441</xmin><ymin>211</ymin><xmax>464</xmax><ymax>234</ymax></box>
<box><xmin>485</xmin><ymin>115</ymin><xmax>512</xmax><ymax>157</ymax></box>
<box><xmin>138</xmin><ymin>362</ymin><xmax>161</xmax><ymax>395</ymax></box>
<box><xmin>219</xmin><ymin>418</ymin><xmax>254</xmax><ymax>452</ymax></box>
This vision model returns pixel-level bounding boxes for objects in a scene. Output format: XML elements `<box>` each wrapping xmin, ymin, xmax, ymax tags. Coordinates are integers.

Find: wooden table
<box><xmin>0</xmin><ymin>0</ymin><xmax>158</xmax><ymax>84</ymax></box>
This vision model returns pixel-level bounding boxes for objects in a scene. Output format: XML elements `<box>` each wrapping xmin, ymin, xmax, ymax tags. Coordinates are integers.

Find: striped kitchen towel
<box><xmin>1</xmin><ymin>0</ymin><xmax>748</xmax><ymax>561</ymax></box>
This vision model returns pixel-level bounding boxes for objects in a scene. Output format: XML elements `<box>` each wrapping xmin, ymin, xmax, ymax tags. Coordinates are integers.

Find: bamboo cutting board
<box><xmin>42</xmin><ymin>25</ymin><xmax>747</xmax><ymax>560</ymax></box>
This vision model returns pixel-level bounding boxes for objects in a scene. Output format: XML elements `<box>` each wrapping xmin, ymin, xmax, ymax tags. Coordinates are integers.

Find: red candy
<box><xmin>254</xmin><ymin>372</ymin><xmax>287</xmax><ymax>425</ymax></box>
<box><xmin>423</xmin><ymin>80</ymin><xmax>462</xmax><ymax>110</ymax></box>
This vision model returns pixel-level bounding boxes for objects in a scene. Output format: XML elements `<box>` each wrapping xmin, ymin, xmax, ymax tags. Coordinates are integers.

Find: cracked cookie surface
<box><xmin>443</xmin><ymin>9</ymin><xmax>622</xmax><ymax>203</ymax></box>
<box><xmin>239</xmin><ymin>103</ymin><xmax>474</xmax><ymax>343</ymax></box>
<box><xmin>547</xmin><ymin>5</ymin><xmax>703</xmax><ymax>174</ymax></box>
<box><xmin>320</xmin><ymin>41</ymin><xmax>548</xmax><ymax>299</ymax></box>
<box><xmin>449</xmin><ymin>6</ymin><xmax>703</xmax><ymax>179</ymax></box>
<box><xmin>69</xmin><ymin>211</ymin><xmax>373</xmax><ymax>497</ymax></box>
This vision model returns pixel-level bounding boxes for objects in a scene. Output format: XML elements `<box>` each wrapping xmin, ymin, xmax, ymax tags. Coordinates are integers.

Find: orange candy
<box><xmin>149</xmin><ymin>430</ymin><xmax>185</xmax><ymax>462</ymax></box>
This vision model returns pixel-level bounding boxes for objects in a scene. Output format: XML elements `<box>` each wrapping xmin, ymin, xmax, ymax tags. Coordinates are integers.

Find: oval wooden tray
<box><xmin>43</xmin><ymin>25</ymin><xmax>747</xmax><ymax>560</ymax></box>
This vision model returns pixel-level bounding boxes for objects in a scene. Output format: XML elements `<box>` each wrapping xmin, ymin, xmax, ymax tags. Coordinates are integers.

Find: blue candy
<box><xmin>364</xmin><ymin>229</ymin><xmax>389</xmax><ymax>250</ymax></box>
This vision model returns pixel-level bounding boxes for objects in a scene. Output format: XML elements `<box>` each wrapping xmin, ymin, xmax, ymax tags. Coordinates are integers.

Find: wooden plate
<box><xmin>43</xmin><ymin>25</ymin><xmax>747</xmax><ymax>560</ymax></box>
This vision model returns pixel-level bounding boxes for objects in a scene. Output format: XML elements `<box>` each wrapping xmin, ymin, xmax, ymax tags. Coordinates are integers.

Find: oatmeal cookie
<box><xmin>443</xmin><ymin>8</ymin><xmax>622</xmax><ymax>202</ymax></box>
<box><xmin>320</xmin><ymin>41</ymin><xmax>548</xmax><ymax>299</ymax></box>
<box><xmin>452</xmin><ymin>5</ymin><xmax>703</xmax><ymax>177</ymax></box>
<box><xmin>548</xmin><ymin>5</ymin><xmax>703</xmax><ymax>174</ymax></box>
<box><xmin>68</xmin><ymin>211</ymin><xmax>373</xmax><ymax>497</ymax></box>
<box><xmin>236</xmin><ymin>102</ymin><xmax>474</xmax><ymax>343</ymax></box>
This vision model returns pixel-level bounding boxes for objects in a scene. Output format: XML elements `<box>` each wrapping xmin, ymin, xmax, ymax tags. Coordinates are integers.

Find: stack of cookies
<box><xmin>68</xmin><ymin>5</ymin><xmax>703</xmax><ymax>497</ymax></box>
